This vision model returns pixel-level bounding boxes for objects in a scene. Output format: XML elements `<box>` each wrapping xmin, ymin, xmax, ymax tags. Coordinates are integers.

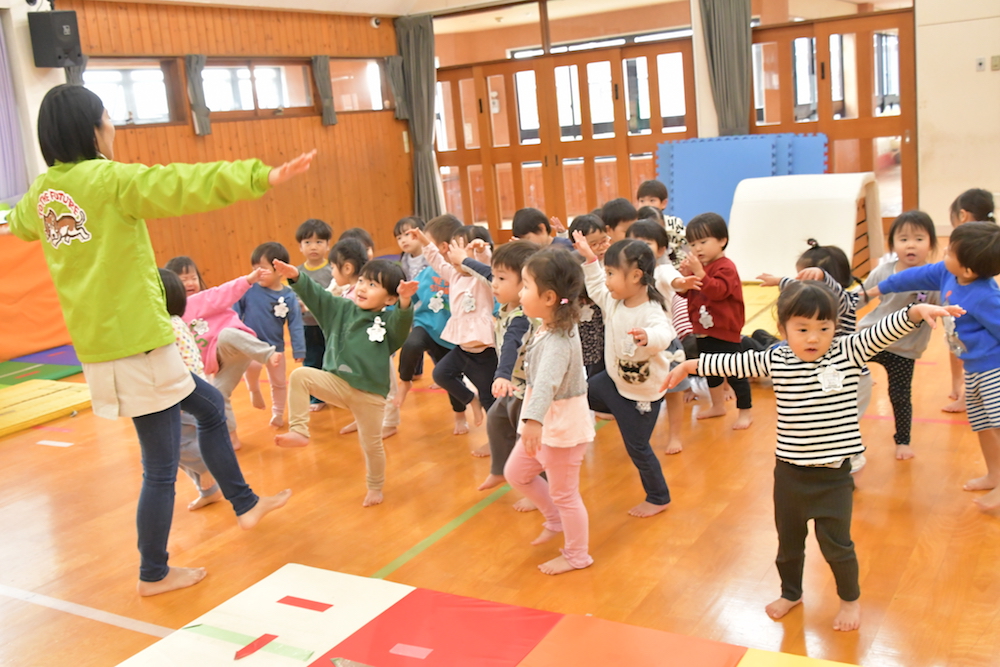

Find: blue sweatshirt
<box><xmin>412</xmin><ymin>265</ymin><xmax>454</xmax><ymax>349</ymax></box>
<box><xmin>235</xmin><ymin>283</ymin><xmax>306</xmax><ymax>358</ymax></box>
<box><xmin>879</xmin><ymin>261</ymin><xmax>1000</xmax><ymax>373</ymax></box>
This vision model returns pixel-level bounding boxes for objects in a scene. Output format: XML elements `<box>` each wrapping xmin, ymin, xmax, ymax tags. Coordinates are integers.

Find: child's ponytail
<box><xmin>799</xmin><ymin>239</ymin><xmax>857</xmax><ymax>289</ymax></box>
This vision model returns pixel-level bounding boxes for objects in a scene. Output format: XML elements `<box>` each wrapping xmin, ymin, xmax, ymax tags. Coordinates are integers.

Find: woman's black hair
<box><xmin>158</xmin><ymin>268</ymin><xmax>188</xmax><ymax>318</ymax></box>
<box><xmin>636</xmin><ymin>206</ymin><xmax>665</xmax><ymax>223</ymax></box>
<box><xmin>797</xmin><ymin>239</ymin><xmax>857</xmax><ymax>289</ymax></box>
<box><xmin>950</xmin><ymin>188</ymin><xmax>995</xmax><ymax>223</ymax></box>
<box><xmin>888</xmin><ymin>210</ymin><xmax>938</xmax><ymax>252</ymax></box>
<box><xmin>627</xmin><ymin>219</ymin><xmax>670</xmax><ymax>251</ymax></box>
<box><xmin>523</xmin><ymin>248</ymin><xmax>584</xmax><ymax>334</ymax></box>
<box><xmin>358</xmin><ymin>259</ymin><xmax>406</xmax><ymax>298</ymax></box>
<box><xmin>454</xmin><ymin>224</ymin><xmax>494</xmax><ymax>250</ymax></box>
<box><xmin>776</xmin><ymin>280</ymin><xmax>839</xmax><ymax>328</ymax></box>
<box><xmin>603</xmin><ymin>239</ymin><xmax>667</xmax><ymax>311</ymax></box>
<box><xmin>568</xmin><ymin>213</ymin><xmax>606</xmax><ymax>238</ymax></box>
<box><xmin>37</xmin><ymin>84</ymin><xmax>106</xmax><ymax>167</ymax></box>
<box><xmin>164</xmin><ymin>255</ymin><xmax>208</xmax><ymax>290</ymax></box>
<box><xmin>329</xmin><ymin>238</ymin><xmax>369</xmax><ymax>275</ymax></box>
<box><xmin>393</xmin><ymin>216</ymin><xmax>425</xmax><ymax>237</ymax></box>
<box><xmin>685</xmin><ymin>212</ymin><xmax>728</xmax><ymax>249</ymax></box>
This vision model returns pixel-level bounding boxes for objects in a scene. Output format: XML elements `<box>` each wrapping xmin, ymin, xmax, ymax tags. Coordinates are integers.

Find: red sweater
<box><xmin>686</xmin><ymin>256</ymin><xmax>745</xmax><ymax>343</ymax></box>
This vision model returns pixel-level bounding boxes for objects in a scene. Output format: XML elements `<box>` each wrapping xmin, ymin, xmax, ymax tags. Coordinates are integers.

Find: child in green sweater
<box><xmin>272</xmin><ymin>258</ymin><xmax>416</xmax><ymax>507</ymax></box>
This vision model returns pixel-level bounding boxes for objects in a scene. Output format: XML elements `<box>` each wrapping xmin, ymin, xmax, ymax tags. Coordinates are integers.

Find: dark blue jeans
<box><xmin>588</xmin><ymin>370</ymin><xmax>670</xmax><ymax>506</ymax></box>
<box><xmin>132</xmin><ymin>374</ymin><xmax>258</xmax><ymax>582</ymax></box>
<box><xmin>432</xmin><ymin>346</ymin><xmax>498</xmax><ymax>413</ymax></box>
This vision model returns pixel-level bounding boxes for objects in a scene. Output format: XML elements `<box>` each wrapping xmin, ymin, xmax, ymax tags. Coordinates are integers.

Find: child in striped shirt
<box><xmin>664</xmin><ymin>280</ymin><xmax>960</xmax><ymax>632</ymax></box>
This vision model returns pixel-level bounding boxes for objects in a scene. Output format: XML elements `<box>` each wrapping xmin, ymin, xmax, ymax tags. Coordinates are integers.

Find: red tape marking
<box><xmin>14</xmin><ymin>371</ymin><xmax>40</xmax><ymax>379</ymax></box>
<box><xmin>235</xmin><ymin>633</ymin><xmax>278</xmax><ymax>660</ymax></box>
<box><xmin>277</xmin><ymin>595</ymin><xmax>333</xmax><ymax>612</ymax></box>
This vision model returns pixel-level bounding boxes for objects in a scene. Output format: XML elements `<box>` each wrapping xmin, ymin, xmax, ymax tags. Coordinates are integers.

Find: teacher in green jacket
<box><xmin>4</xmin><ymin>84</ymin><xmax>312</xmax><ymax>596</ymax></box>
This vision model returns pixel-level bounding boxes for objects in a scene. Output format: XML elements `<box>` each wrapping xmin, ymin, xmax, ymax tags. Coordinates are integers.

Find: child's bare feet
<box><xmin>732</xmin><ymin>409</ymin><xmax>753</xmax><ymax>430</ymax></box>
<box><xmin>340</xmin><ymin>421</ymin><xmax>358</xmax><ymax>435</ymax></box>
<box><xmin>942</xmin><ymin>396</ymin><xmax>966</xmax><ymax>413</ymax></box>
<box><xmin>628</xmin><ymin>501</ymin><xmax>669</xmax><ymax>518</ymax></box>
<box><xmin>275</xmin><ymin>432</ymin><xmax>309</xmax><ymax>447</ymax></box>
<box><xmin>665</xmin><ymin>437</ymin><xmax>683</xmax><ymax>455</ymax></box>
<box><xmin>454</xmin><ymin>412</ymin><xmax>470</xmax><ymax>435</ymax></box>
<box><xmin>382</xmin><ymin>426</ymin><xmax>398</xmax><ymax>439</ymax></box>
<box><xmin>478</xmin><ymin>474</ymin><xmax>506</xmax><ymax>491</ymax></box>
<box><xmin>363</xmin><ymin>490</ymin><xmax>384</xmax><ymax>507</ymax></box>
<box><xmin>137</xmin><ymin>567</ymin><xmax>207</xmax><ymax>597</ymax></box>
<box><xmin>237</xmin><ymin>489</ymin><xmax>292</xmax><ymax>530</ymax></box>
<box><xmin>765</xmin><ymin>597</ymin><xmax>801</xmax><ymax>620</ymax></box>
<box><xmin>429</xmin><ymin>383</ymin><xmax>441</xmax><ymax>390</ymax></box>
<box><xmin>249</xmin><ymin>389</ymin><xmax>266</xmax><ymax>410</ymax></box>
<box><xmin>539</xmin><ymin>555</ymin><xmax>584</xmax><ymax>575</ymax></box>
<box><xmin>594</xmin><ymin>412</ymin><xmax>615</xmax><ymax>421</ymax></box>
<box><xmin>963</xmin><ymin>475</ymin><xmax>997</xmax><ymax>491</ymax></box>
<box><xmin>229</xmin><ymin>430</ymin><xmax>242</xmax><ymax>451</ymax></box>
<box><xmin>531</xmin><ymin>527</ymin><xmax>560</xmax><ymax>545</ymax></box>
<box><xmin>269</xmin><ymin>415</ymin><xmax>284</xmax><ymax>429</ymax></box>
<box><xmin>309</xmin><ymin>402</ymin><xmax>327</xmax><ymax>412</ymax></box>
<box><xmin>471</xmin><ymin>442</ymin><xmax>490</xmax><ymax>457</ymax></box>
<box><xmin>895</xmin><ymin>445</ymin><xmax>915</xmax><ymax>460</ymax></box>
<box><xmin>513</xmin><ymin>497</ymin><xmax>537</xmax><ymax>512</ymax></box>
<box><xmin>470</xmin><ymin>397</ymin><xmax>485</xmax><ymax>427</ymax></box>
<box><xmin>188</xmin><ymin>488</ymin><xmax>222</xmax><ymax>511</ymax></box>
<box><xmin>394</xmin><ymin>380</ymin><xmax>412</xmax><ymax>408</ymax></box>
<box><xmin>833</xmin><ymin>599</ymin><xmax>861</xmax><ymax>631</ymax></box>
<box><xmin>973</xmin><ymin>487</ymin><xmax>1000</xmax><ymax>511</ymax></box>
<box><xmin>696</xmin><ymin>404</ymin><xmax>727</xmax><ymax>420</ymax></box>
<box><xmin>683</xmin><ymin>389</ymin><xmax>696</xmax><ymax>403</ymax></box>
<box><xmin>722</xmin><ymin>383</ymin><xmax>736</xmax><ymax>402</ymax></box>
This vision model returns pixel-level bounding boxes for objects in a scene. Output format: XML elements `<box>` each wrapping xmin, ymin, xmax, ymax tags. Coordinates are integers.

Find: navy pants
<box><xmin>433</xmin><ymin>346</ymin><xmax>498</xmax><ymax>414</ymax></box>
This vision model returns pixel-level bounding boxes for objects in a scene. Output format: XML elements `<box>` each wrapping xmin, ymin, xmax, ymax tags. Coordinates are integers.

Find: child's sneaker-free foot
<box><xmin>732</xmin><ymin>409</ymin><xmax>753</xmax><ymax>430</ymax></box>
<box><xmin>895</xmin><ymin>444</ymin><xmax>915</xmax><ymax>460</ymax></box>
<box><xmin>382</xmin><ymin>426</ymin><xmax>398</xmax><ymax>439</ymax></box>
<box><xmin>594</xmin><ymin>412</ymin><xmax>615</xmax><ymax>421</ymax></box>
<box><xmin>188</xmin><ymin>488</ymin><xmax>222</xmax><ymax>511</ymax></box>
<box><xmin>237</xmin><ymin>489</ymin><xmax>292</xmax><ymax>530</ymax></box>
<box><xmin>470</xmin><ymin>397</ymin><xmax>485</xmax><ymax>427</ymax></box>
<box><xmin>309</xmin><ymin>402</ymin><xmax>327</xmax><ymax>412</ymax></box>
<box><xmin>363</xmin><ymin>490</ymin><xmax>384</xmax><ymax>507</ymax></box>
<box><xmin>454</xmin><ymin>413</ymin><xmax>470</xmax><ymax>435</ymax></box>
<box><xmin>229</xmin><ymin>430</ymin><xmax>243</xmax><ymax>451</ymax></box>
<box><xmin>539</xmin><ymin>555</ymin><xmax>585</xmax><ymax>575</ymax></box>
<box><xmin>833</xmin><ymin>599</ymin><xmax>861</xmax><ymax>631</ymax></box>
<box><xmin>664</xmin><ymin>438</ymin><xmax>683</xmax><ymax>455</ymax></box>
<box><xmin>478</xmin><ymin>474</ymin><xmax>506</xmax><ymax>491</ymax></box>
<box><xmin>249</xmin><ymin>389</ymin><xmax>266</xmax><ymax>410</ymax></box>
<box><xmin>513</xmin><ymin>497</ymin><xmax>537</xmax><ymax>512</ymax></box>
<box><xmin>722</xmin><ymin>383</ymin><xmax>736</xmax><ymax>402</ymax></box>
<box><xmin>974</xmin><ymin>487</ymin><xmax>1000</xmax><ymax>511</ymax></box>
<box><xmin>275</xmin><ymin>432</ymin><xmax>309</xmax><ymax>447</ymax></box>
<box><xmin>394</xmin><ymin>380</ymin><xmax>412</xmax><ymax>408</ymax></box>
<box><xmin>765</xmin><ymin>597</ymin><xmax>801</xmax><ymax>620</ymax></box>
<box><xmin>471</xmin><ymin>442</ymin><xmax>490</xmax><ymax>457</ymax></box>
<box><xmin>696</xmin><ymin>404</ymin><xmax>727</xmax><ymax>420</ymax></box>
<box><xmin>137</xmin><ymin>567</ymin><xmax>207</xmax><ymax>597</ymax></box>
<box><xmin>340</xmin><ymin>421</ymin><xmax>358</xmax><ymax>435</ymax></box>
<box><xmin>628</xmin><ymin>501</ymin><xmax>669</xmax><ymax>518</ymax></box>
<box><xmin>531</xmin><ymin>527</ymin><xmax>560</xmax><ymax>545</ymax></box>
<box><xmin>963</xmin><ymin>475</ymin><xmax>997</xmax><ymax>491</ymax></box>
<box><xmin>942</xmin><ymin>396</ymin><xmax>966</xmax><ymax>413</ymax></box>
<box><xmin>269</xmin><ymin>415</ymin><xmax>284</xmax><ymax>429</ymax></box>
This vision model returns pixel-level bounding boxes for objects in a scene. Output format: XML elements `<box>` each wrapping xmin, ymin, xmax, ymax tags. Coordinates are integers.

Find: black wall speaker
<box><xmin>27</xmin><ymin>11</ymin><xmax>84</xmax><ymax>68</ymax></box>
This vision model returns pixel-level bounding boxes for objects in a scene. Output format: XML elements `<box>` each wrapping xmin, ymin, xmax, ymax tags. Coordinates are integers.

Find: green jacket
<box><xmin>291</xmin><ymin>273</ymin><xmax>413</xmax><ymax>397</ymax></box>
<box><xmin>10</xmin><ymin>158</ymin><xmax>271</xmax><ymax>363</ymax></box>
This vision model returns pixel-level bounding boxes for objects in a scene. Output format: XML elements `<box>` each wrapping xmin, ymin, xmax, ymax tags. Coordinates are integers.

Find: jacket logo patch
<box><xmin>38</xmin><ymin>189</ymin><xmax>91</xmax><ymax>248</ymax></box>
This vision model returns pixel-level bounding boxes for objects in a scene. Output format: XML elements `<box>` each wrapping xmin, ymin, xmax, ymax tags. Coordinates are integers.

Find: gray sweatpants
<box><xmin>211</xmin><ymin>328</ymin><xmax>275</xmax><ymax>431</ymax></box>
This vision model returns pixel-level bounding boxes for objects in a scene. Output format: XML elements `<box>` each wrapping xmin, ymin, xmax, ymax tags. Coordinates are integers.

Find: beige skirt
<box><xmin>82</xmin><ymin>343</ymin><xmax>195</xmax><ymax>419</ymax></box>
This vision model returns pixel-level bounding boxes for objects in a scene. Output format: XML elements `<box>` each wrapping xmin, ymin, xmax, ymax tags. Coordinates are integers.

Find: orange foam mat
<box><xmin>736</xmin><ymin>648</ymin><xmax>855</xmax><ymax>667</ymax></box>
<box><xmin>518</xmin><ymin>614</ymin><xmax>747</xmax><ymax>667</ymax></box>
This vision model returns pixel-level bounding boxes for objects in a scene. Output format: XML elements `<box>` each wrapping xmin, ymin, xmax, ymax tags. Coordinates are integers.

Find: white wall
<box><xmin>916</xmin><ymin>0</ymin><xmax>1000</xmax><ymax>230</ymax></box>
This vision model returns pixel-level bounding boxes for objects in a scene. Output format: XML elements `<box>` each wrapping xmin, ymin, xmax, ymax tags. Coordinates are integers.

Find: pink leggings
<box><xmin>244</xmin><ymin>355</ymin><xmax>288</xmax><ymax>420</ymax></box>
<box><xmin>504</xmin><ymin>441</ymin><xmax>592</xmax><ymax>569</ymax></box>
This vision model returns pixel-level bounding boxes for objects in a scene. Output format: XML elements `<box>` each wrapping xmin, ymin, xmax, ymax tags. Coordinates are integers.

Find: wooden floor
<box><xmin>1</xmin><ymin>331</ymin><xmax>999</xmax><ymax>667</ymax></box>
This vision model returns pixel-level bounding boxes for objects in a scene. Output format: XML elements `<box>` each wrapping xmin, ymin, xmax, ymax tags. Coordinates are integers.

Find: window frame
<box><xmin>202</xmin><ymin>58</ymin><xmax>319</xmax><ymax>121</ymax></box>
<box><xmin>326</xmin><ymin>57</ymin><xmax>396</xmax><ymax>114</ymax></box>
<box><xmin>82</xmin><ymin>57</ymin><xmax>188</xmax><ymax>129</ymax></box>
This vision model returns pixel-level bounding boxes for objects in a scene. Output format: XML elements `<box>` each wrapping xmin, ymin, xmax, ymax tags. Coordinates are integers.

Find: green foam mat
<box><xmin>0</xmin><ymin>361</ymin><xmax>83</xmax><ymax>385</ymax></box>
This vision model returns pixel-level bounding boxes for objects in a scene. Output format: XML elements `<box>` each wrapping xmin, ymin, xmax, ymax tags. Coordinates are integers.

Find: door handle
<box><xmin>478</xmin><ymin>99</ymin><xmax>483</xmax><ymax>114</ymax></box>
<box><xmin>820</xmin><ymin>62</ymin><xmax>826</xmax><ymax>80</ymax></box>
<box><xmin>555</xmin><ymin>155</ymin><xmax>561</xmax><ymax>166</ymax></box>
<box><xmin>614</xmin><ymin>83</ymin><xmax>619</xmax><ymax>101</ymax></box>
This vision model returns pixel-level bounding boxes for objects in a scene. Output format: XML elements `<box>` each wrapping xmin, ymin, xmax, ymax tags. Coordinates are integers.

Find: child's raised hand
<box><xmin>572</xmin><ymin>230</ymin><xmax>597</xmax><ymax>262</ymax></box>
<box><xmin>520</xmin><ymin>420</ymin><xmax>543</xmax><ymax>456</ymax></box>
<box><xmin>271</xmin><ymin>259</ymin><xmax>299</xmax><ymax>281</ymax></box>
<box><xmin>396</xmin><ymin>280</ymin><xmax>419</xmax><ymax>303</ymax></box>
<box><xmin>267</xmin><ymin>149</ymin><xmax>317</xmax><ymax>187</ymax></box>
<box><xmin>909</xmin><ymin>303</ymin><xmax>965</xmax><ymax>328</ymax></box>
<box><xmin>550</xmin><ymin>216</ymin><xmax>566</xmax><ymax>234</ymax></box>
<box><xmin>672</xmin><ymin>275</ymin><xmax>702</xmax><ymax>292</ymax></box>
<box><xmin>492</xmin><ymin>377</ymin><xmax>515</xmax><ymax>398</ymax></box>
<box><xmin>796</xmin><ymin>267</ymin><xmax>825</xmax><ymax>282</ymax></box>
<box><xmin>245</xmin><ymin>267</ymin><xmax>263</xmax><ymax>285</ymax></box>
<box><xmin>757</xmin><ymin>273</ymin><xmax>781</xmax><ymax>287</ymax></box>
<box><xmin>683</xmin><ymin>252</ymin><xmax>704</xmax><ymax>277</ymax></box>
<box><xmin>661</xmin><ymin>359</ymin><xmax>699</xmax><ymax>392</ymax></box>
<box><xmin>467</xmin><ymin>238</ymin><xmax>489</xmax><ymax>259</ymax></box>
<box><xmin>406</xmin><ymin>227</ymin><xmax>431</xmax><ymax>247</ymax></box>
<box><xmin>628</xmin><ymin>328</ymin><xmax>649</xmax><ymax>347</ymax></box>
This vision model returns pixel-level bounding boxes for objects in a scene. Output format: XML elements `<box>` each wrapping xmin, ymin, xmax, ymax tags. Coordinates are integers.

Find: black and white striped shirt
<box><xmin>698</xmin><ymin>308</ymin><xmax>919</xmax><ymax>466</ymax></box>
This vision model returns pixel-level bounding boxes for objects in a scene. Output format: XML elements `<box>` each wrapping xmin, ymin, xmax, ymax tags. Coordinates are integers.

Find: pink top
<box><xmin>182</xmin><ymin>276</ymin><xmax>256</xmax><ymax>375</ymax></box>
<box><xmin>423</xmin><ymin>243</ymin><xmax>495</xmax><ymax>351</ymax></box>
<box><xmin>517</xmin><ymin>388</ymin><xmax>595</xmax><ymax>448</ymax></box>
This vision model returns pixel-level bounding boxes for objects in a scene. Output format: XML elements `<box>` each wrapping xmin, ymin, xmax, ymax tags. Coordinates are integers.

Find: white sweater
<box><xmin>583</xmin><ymin>260</ymin><xmax>678</xmax><ymax>402</ymax></box>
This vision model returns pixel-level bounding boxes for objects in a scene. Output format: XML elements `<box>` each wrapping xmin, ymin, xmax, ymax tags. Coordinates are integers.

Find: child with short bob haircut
<box><xmin>871</xmin><ymin>221</ymin><xmax>1000</xmax><ymax>511</ymax></box>
<box><xmin>664</xmin><ymin>281</ymin><xmax>960</xmax><ymax>631</ymax></box>
<box><xmin>512</xmin><ymin>207</ymin><xmax>573</xmax><ymax>249</ymax></box>
<box><xmin>273</xmin><ymin>258</ymin><xmax>416</xmax><ymax>507</ymax></box>
<box><xmin>600</xmin><ymin>198</ymin><xmax>639</xmax><ymax>242</ymax></box>
<box><xmin>327</xmin><ymin>238</ymin><xmax>369</xmax><ymax>302</ymax></box>
<box><xmin>504</xmin><ymin>248</ymin><xmax>595</xmax><ymax>574</ymax></box>
<box><xmin>682</xmin><ymin>212</ymin><xmax>752</xmax><ymax>429</ymax></box>
<box><xmin>394</xmin><ymin>216</ymin><xmax>428</xmax><ymax>281</ymax></box>
<box><xmin>574</xmin><ymin>234</ymin><xmax>686</xmax><ymax>518</ymax></box>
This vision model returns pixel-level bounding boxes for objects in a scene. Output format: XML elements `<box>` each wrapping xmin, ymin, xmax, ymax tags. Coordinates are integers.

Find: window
<box><xmin>873</xmin><ymin>31</ymin><xmax>900</xmax><ymax>116</ymax></box>
<box><xmin>82</xmin><ymin>59</ymin><xmax>179</xmax><ymax>126</ymax></box>
<box><xmin>328</xmin><ymin>59</ymin><xmax>394</xmax><ymax>112</ymax></box>
<box><xmin>203</xmin><ymin>60</ymin><xmax>314</xmax><ymax>117</ymax></box>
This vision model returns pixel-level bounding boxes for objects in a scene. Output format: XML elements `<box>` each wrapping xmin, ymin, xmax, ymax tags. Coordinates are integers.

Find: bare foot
<box><xmin>382</xmin><ymin>426</ymin><xmax>398</xmax><ymax>439</ymax></box>
<box><xmin>833</xmin><ymin>599</ymin><xmax>861</xmax><ymax>631</ymax></box>
<box><xmin>696</xmin><ymin>404</ymin><xmax>727</xmax><ymax>420</ymax></box>
<box><xmin>340</xmin><ymin>421</ymin><xmax>358</xmax><ymax>435</ymax></box>
<box><xmin>531</xmin><ymin>527</ymin><xmax>560</xmax><ymax>545</ymax></box>
<box><xmin>722</xmin><ymin>384</ymin><xmax>736</xmax><ymax>402</ymax></box>
<box><xmin>470</xmin><ymin>398</ymin><xmax>485</xmax><ymax>427</ymax></box>
<box><xmin>942</xmin><ymin>397</ymin><xmax>966</xmax><ymax>413</ymax></box>
<box><xmin>229</xmin><ymin>430</ymin><xmax>243</xmax><ymax>451</ymax></box>
<box><xmin>275</xmin><ymin>432</ymin><xmax>309</xmax><ymax>448</ymax></box>
<box><xmin>267</xmin><ymin>352</ymin><xmax>282</xmax><ymax>368</ymax></box>
<box><xmin>309</xmin><ymin>402</ymin><xmax>327</xmax><ymax>412</ymax></box>
<box><xmin>363</xmin><ymin>489</ymin><xmax>384</xmax><ymax>507</ymax></box>
<box><xmin>478</xmin><ymin>474</ymin><xmax>506</xmax><ymax>491</ymax></box>
<box><xmin>539</xmin><ymin>555</ymin><xmax>584</xmax><ymax>575</ymax></box>
<box><xmin>895</xmin><ymin>445</ymin><xmax>915</xmax><ymax>460</ymax></box>
<box><xmin>454</xmin><ymin>413</ymin><xmax>469</xmax><ymax>435</ymax></box>
<box><xmin>513</xmin><ymin>497</ymin><xmax>537</xmax><ymax>512</ymax></box>
<box><xmin>974</xmin><ymin>487</ymin><xmax>1000</xmax><ymax>511</ymax></box>
<box><xmin>765</xmin><ymin>597</ymin><xmax>801</xmax><ymax>620</ymax></box>
<box><xmin>188</xmin><ymin>488</ymin><xmax>222</xmax><ymax>511</ymax></box>
<box><xmin>594</xmin><ymin>412</ymin><xmax>615</xmax><ymax>421</ymax></box>
<box><xmin>429</xmin><ymin>383</ymin><xmax>441</xmax><ymax>390</ymax></box>
<box><xmin>412</xmin><ymin>373</ymin><xmax>423</xmax><ymax>380</ymax></box>
<box><xmin>683</xmin><ymin>389</ymin><xmax>696</xmax><ymax>403</ymax></box>
<box><xmin>249</xmin><ymin>389</ymin><xmax>266</xmax><ymax>410</ymax></box>
<box><xmin>269</xmin><ymin>415</ymin><xmax>284</xmax><ymax>429</ymax></box>
<box><xmin>732</xmin><ymin>410</ymin><xmax>753</xmax><ymax>430</ymax></box>
<box><xmin>964</xmin><ymin>475</ymin><xmax>997</xmax><ymax>491</ymax></box>
<box><xmin>394</xmin><ymin>381</ymin><xmax>412</xmax><ymax>408</ymax></box>
<box><xmin>628</xmin><ymin>501</ymin><xmax>669</xmax><ymax>518</ymax></box>
<box><xmin>664</xmin><ymin>437</ymin><xmax>683</xmax><ymax>455</ymax></box>
<box><xmin>471</xmin><ymin>442</ymin><xmax>491</xmax><ymax>457</ymax></box>
<box><xmin>137</xmin><ymin>567</ymin><xmax>207</xmax><ymax>597</ymax></box>
<box><xmin>237</xmin><ymin>489</ymin><xmax>292</xmax><ymax>530</ymax></box>
<box><xmin>949</xmin><ymin>389</ymin><xmax>960</xmax><ymax>401</ymax></box>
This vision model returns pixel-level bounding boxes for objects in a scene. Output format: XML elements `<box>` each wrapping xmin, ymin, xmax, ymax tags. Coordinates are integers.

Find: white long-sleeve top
<box><xmin>583</xmin><ymin>259</ymin><xmax>678</xmax><ymax>402</ymax></box>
